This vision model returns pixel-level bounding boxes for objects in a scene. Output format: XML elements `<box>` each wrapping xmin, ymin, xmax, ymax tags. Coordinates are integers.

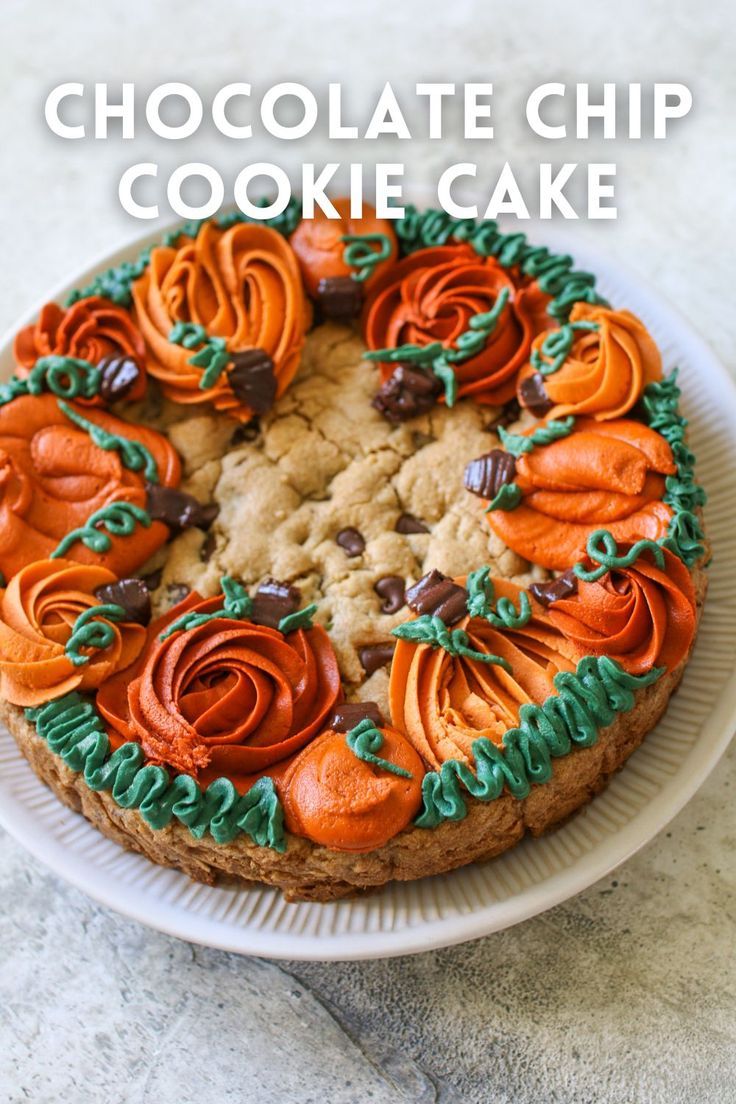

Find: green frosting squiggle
<box><xmin>57</xmin><ymin>400</ymin><xmax>159</xmax><ymax>482</ymax></box>
<box><xmin>51</xmin><ymin>502</ymin><xmax>151</xmax><ymax>560</ymax></box>
<box><xmin>346</xmin><ymin>718</ymin><xmax>412</xmax><ymax>779</ymax></box>
<box><xmin>498</xmin><ymin>416</ymin><xmax>576</xmax><ymax>457</ymax></box>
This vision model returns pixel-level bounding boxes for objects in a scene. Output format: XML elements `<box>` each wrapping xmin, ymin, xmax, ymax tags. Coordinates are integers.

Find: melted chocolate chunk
<box><xmin>372</xmin><ymin>365</ymin><xmax>442</xmax><ymax>424</ymax></box>
<box><xmin>250</xmin><ymin>578</ymin><xmax>302</xmax><ymax>629</ymax></box>
<box><xmin>336</xmin><ymin>527</ymin><xmax>365</xmax><ymax>557</ymax></box>
<box><xmin>405</xmin><ymin>569</ymin><xmax>468</xmax><ymax>626</ymax></box>
<box><xmin>146</xmin><ymin>483</ymin><xmax>219</xmax><ymax>532</ymax></box>
<box><xmin>93</xmin><ymin>577</ymin><xmax>151</xmax><ymax>625</ymax></box>
<box><xmin>518</xmin><ymin>372</ymin><xmax>553</xmax><ymax>417</ymax></box>
<box><xmin>463</xmin><ymin>449</ymin><xmax>517</xmax><ymax>500</ymax></box>
<box><xmin>374</xmin><ymin>575</ymin><xmax>406</xmax><ymax>615</ymax></box>
<box><xmin>97</xmin><ymin>354</ymin><xmax>142</xmax><ymax>403</ymax></box>
<box><xmin>484</xmin><ymin>398</ymin><xmax>521</xmax><ymax>432</ymax></box>
<box><xmin>141</xmin><ymin>568</ymin><xmax>163</xmax><ymax>592</ymax></box>
<box><xmin>529</xmin><ymin>569</ymin><xmax>579</xmax><ymax>608</ymax></box>
<box><xmin>228</xmin><ymin>350</ymin><xmax>277</xmax><ymax>415</ymax></box>
<box><xmin>230</xmin><ymin>418</ymin><xmax>261</xmax><ymax>445</ymax></box>
<box><xmin>316</xmin><ymin>276</ymin><xmax>363</xmax><ymax>322</ymax></box>
<box><xmin>395</xmin><ymin>512</ymin><xmax>430</xmax><ymax>535</ymax></box>
<box><xmin>358</xmin><ymin>642</ymin><xmax>396</xmax><ymax>675</ymax></box>
<box><xmin>329</xmin><ymin>700</ymin><xmax>384</xmax><ymax>732</ymax></box>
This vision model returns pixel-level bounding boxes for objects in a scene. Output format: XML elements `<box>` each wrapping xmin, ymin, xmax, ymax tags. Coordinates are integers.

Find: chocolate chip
<box><xmin>227</xmin><ymin>349</ymin><xmax>277</xmax><ymax>414</ymax></box>
<box><xmin>230</xmin><ymin>418</ymin><xmax>261</xmax><ymax>445</ymax></box>
<box><xmin>463</xmin><ymin>450</ymin><xmax>517</xmax><ymax>500</ymax></box>
<box><xmin>395</xmin><ymin>512</ymin><xmax>430</xmax><ymax>535</ymax></box>
<box><xmin>484</xmin><ymin>399</ymin><xmax>521</xmax><ymax>432</ymax></box>
<box><xmin>200</xmin><ymin>530</ymin><xmax>216</xmax><ymax>562</ymax></box>
<box><xmin>166</xmin><ymin>583</ymin><xmax>191</xmax><ymax>607</ymax></box>
<box><xmin>329</xmin><ymin>700</ymin><xmax>385</xmax><ymax>732</ymax></box>
<box><xmin>405</xmin><ymin>569</ymin><xmax>468</xmax><ymax>626</ymax></box>
<box><xmin>93</xmin><ymin>578</ymin><xmax>151</xmax><ymax>625</ymax></box>
<box><xmin>146</xmin><ymin>483</ymin><xmax>219</xmax><ymax>532</ymax></box>
<box><xmin>358</xmin><ymin>642</ymin><xmax>396</xmax><ymax>675</ymax></box>
<box><xmin>336</xmin><ymin>527</ymin><xmax>365</xmax><ymax>557</ymax></box>
<box><xmin>250</xmin><ymin>578</ymin><xmax>302</xmax><ymax>629</ymax></box>
<box><xmin>140</xmin><ymin>568</ymin><xmax>163</xmax><ymax>592</ymax></box>
<box><xmin>530</xmin><ymin>569</ymin><xmax>579</xmax><ymax>608</ymax></box>
<box><xmin>97</xmin><ymin>355</ymin><xmax>142</xmax><ymax>403</ymax></box>
<box><xmin>374</xmin><ymin>575</ymin><xmax>406</xmax><ymax>615</ymax></box>
<box><xmin>372</xmin><ymin>365</ymin><xmax>442</xmax><ymax>424</ymax></box>
<box><xmin>316</xmin><ymin>276</ymin><xmax>363</xmax><ymax>322</ymax></box>
<box><xmin>518</xmin><ymin>372</ymin><xmax>553</xmax><ymax>417</ymax></box>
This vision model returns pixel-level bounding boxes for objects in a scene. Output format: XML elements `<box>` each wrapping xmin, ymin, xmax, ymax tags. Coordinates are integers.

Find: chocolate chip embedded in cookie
<box><xmin>463</xmin><ymin>449</ymin><xmax>516</xmax><ymax>500</ymax></box>
<box><xmin>374</xmin><ymin>576</ymin><xmax>406</xmax><ymax>614</ymax></box>
<box><xmin>372</xmin><ymin>365</ymin><xmax>442</xmax><ymax>423</ymax></box>
<box><xmin>395</xmin><ymin>512</ymin><xmax>430</xmax><ymax>534</ymax></box>
<box><xmin>329</xmin><ymin>700</ymin><xmax>384</xmax><ymax>732</ymax></box>
<box><xmin>336</xmin><ymin>527</ymin><xmax>366</xmax><ymax>557</ymax></box>
<box><xmin>359</xmin><ymin>642</ymin><xmax>396</xmax><ymax>675</ymax></box>
<box><xmin>405</xmin><ymin>570</ymin><xmax>468</xmax><ymax>625</ymax></box>
<box><xmin>145</xmin><ymin>483</ymin><xmax>219</xmax><ymax>532</ymax></box>
<box><xmin>250</xmin><ymin>578</ymin><xmax>302</xmax><ymax>630</ymax></box>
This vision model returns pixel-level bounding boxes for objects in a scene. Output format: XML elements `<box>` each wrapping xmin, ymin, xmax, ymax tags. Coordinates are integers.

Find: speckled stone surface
<box><xmin>1</xmin><ymin>1</ymin><xmax>735</xmax><ymax>1101</ymax></box>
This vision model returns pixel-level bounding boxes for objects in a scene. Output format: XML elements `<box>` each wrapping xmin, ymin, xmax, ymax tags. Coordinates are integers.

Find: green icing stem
<box><xmin>530</xmin><ymin>320</ymin><xmax>600</xmax><ymax>377</ymax></box>
<box><xmin>341</xmin><ymin>233</ymin><xmax>393</xmax><ymax>282</ymax></box>
<box><xmin>57</xmin><ymin>400</ymin><xmax>159</xmax><ymax>483</ymax></box>
<box><xmin>278</xmin><ymin>604</ymin><xmax>317</xmax><ymax>635</ymax></box>
<box><xmin>0</xmin><ymin>357</ymin><xmax>102</xmax><ymax>407</ymax></box>
<box><xmin>345</xmin><ymin>718</ymin><xmax>412</xmax><ymax>779</ymax></box>
<box><xmin>25</xmin><ymin>693</ymin><xmax>285</xmax><ymax>850</ymax></box>
<box><xmin>485</xmin><ymin>483</ymin><xmax>522</xmax><ymax>512</ymax></box>
<box><xmin>51</xmin><ymin>502</ymin><xmax>151</xmax><ymax>559</ymax></box>
<box><xmin>392</xmin><ymin>614</ymin><xmax>511</xmax><ymax>670</ymax></box>
<box><xmin>465</xmin><ymin>566</ymin><xmax>532</xmax><ymax>629</ymax></box>
<box><xmin>498</xmin><ymin>416</ymin><xmax>575</xmax><ymax>457</ymax></box>
<box><xmin>160</xmin><ymin>576</ymin><xmax>252</xmax><ymax>640</ymax></box>
<box><xmin>65</xmin><ymin>603</ymin><xmax>127</xmax><ymax>667</ymax></box>
<box><xmin>414</xmin><ymin>656</ymin><xmax>663</xmax><ymax>828</ymax></box>
<box><xmin>169</xmin><ymin>322</ymin><xmax>231</xmax><ymax>390</ymax></box>
<box><xmin>573</xmin><ymin>530</ymin><xmax>665</xmax><ymax>583</ymax></box>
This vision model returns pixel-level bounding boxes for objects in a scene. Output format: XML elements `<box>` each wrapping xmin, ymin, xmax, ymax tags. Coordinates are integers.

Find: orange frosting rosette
<box><xmin>0</xmin><ymin>393</ymin><xmax>180</xmax><ymax>580</ymax></box>
<box><xmin>282</xmin><ymin>724</ymin><xmax>424</xmax><ymax>852</ymax></box>
<box><xmin>519</xmin><ymin>303</ymin><xmax>662</xmax><ymax>420</ymax></box>
<box><xmin>131</xmin><ymin>222</ymin><xmax>310</xmax><ymax>420</ymax></box>
<box><xmin>289</xmin><ymin>198</ymin><xmax>398</xmax><ymax>296</ymax></box>
<box><xmin>363</xmin><ymin>244</ymin><xmax>551</xmax><ymax>405</ymax></box>
<box><xmin>14</xmin><ymin>296</ymin><xmax>147</xmax><ymax>404</ymax></box>
<box><xmin>97</xmin><ymin>591</ymin><xmax>342</xmax><ymax>791</ymax></box>
<box><xmin>485</xmin><ymin>419</ymin><xmax>675</xmax><ymax>571</ymax></box>
<box><xmin>0</xmin><ymin>559</ymin><xmax>145</xmax><ymax>706</ymax></box>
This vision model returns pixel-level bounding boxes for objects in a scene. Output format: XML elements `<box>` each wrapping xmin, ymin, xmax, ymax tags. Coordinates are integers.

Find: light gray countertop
<box><xmin>1</xmin><ymin>2</ymin><xmax>734</xmax><ymax>1101</ymax></box>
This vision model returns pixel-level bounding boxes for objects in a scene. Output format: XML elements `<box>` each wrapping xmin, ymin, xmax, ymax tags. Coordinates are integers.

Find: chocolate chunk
<box><xmin>93</xmin><ymin>577</ymin><xmax>151</xmax><ymax>625</ymax></box>
<box><xmin>484</xmin><ymin>399</ymin><xmax>521</xmax><ymax>432</ymax></box>
<box><xmin>230</xmin><ymin>418</ymin><xmax>261</xmax><ymax>445</ymax></box>
<box><xmin>358</xmin><ymin>642</ymin><xmax>396</xmax><ymax>675</ymax></box>
<box><xmin>316</xmin><ymin>276</ymin><xmax>363</xmax><ymax>322</ymax></box>
<box><xmin>372</xmin><ymin>365</ymin><xmax>442</xmax><ymax>424</ymax></box>
<box><xmin>141</xmin><ymin>568</ymin><xmax>163</xmax><ymax>592</ymax></box>
<box><xmin>405</xmin><ymin>569</ymin><xmax>468</xmax><ymax>626</ymax></box>
<box><xmin>146</xmin><ymin>483</ymin><xmax>219</xmax><ymax>532</ymax></box>
<box><xmin>250</xmin><ymin>578</ymin><xmax>302</xmax><ymax>629</ymax></box>
<box><xmin>530</xmin><ymin>569</ymin><xmax>578</xmax><ymax>608</ymax></box>
<box><xmin>336</xmin><ymin>527</ymin><xmax>365</xmax><ymax>557</ymax></box>
<box><xmin>200</xmin><ymin>530</ymin><xmax>216</xmax><ymax>562</ymax></box>
<box><xmin>518</xmin><ymin>372</ymin><xmax>553</xmax><ymax>417</ymax></box>
<box><xmin>463</xmin><ymin>449</ymin><xmax>517</xmax><ymax>500</ymax></box>
<box><xmin>329</xmin><ymin>700</ymin><xmax>384</xmax><ymax>732</ymax></box>
<box><xmin>374</xmin><ymin>575</ymin><xmax>406</xmax><ymax>615</ymax></box>
<box><xmin>227</xmin><ymin>349</ymin><xmax>277</xmax><ymax>414</ymax></box>
<box><xmin>97</xmin><ymin>355</ymin><xmax>142</xmax><ymax>403</ymax></box>
<box><xmin>395</xmin><ymin>512</ymin><xmax>430</xmax><ymax>535</ymax></box>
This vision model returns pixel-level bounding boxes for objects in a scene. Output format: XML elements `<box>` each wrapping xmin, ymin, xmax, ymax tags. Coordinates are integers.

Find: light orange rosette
<box><xmin>131</xmin><ymin>222</ymin><xmax>310</xmax><ymax>420</ymax></box>
<box><xmin>363</xmin><ymin>244</ymin><xmax>551</xmax><ymax>405</ymax></box>
<box><xmin>0</xmin><ymin>559</ymin><xmax>145</xmax><ymax>706</ymax></box>
<box><xmin>519</xmin><ymin>303</ymin><xmax>662</xmax><ymax>420</ymax></box>
<box><xmin>389</xmin><ymin>579</ymin><xmax>577</xmax><ymax>769</ymax></box>
<box><xmin>14</xmin><ymin>296</ymin><xmax>147</xmax><ymax>404</ymax></box>
<box><xmin>484</xmin><ymin>419</ymin><xmax>675</xmax><ymax>570</ymax></box>
<box><xmin>0</xmin><ymin>394</ymin><xmax>180</xmax><ymax>580</ymax></box>
<box><xmin>97</xmin><ymin>591</ymin><xmax>342</xmax><ymax>790</ymax></box>
<box><xmin>289</xmin><ymin>197</ymin><xmax>398</xmax><ymax>297</ymax></box>
<box><xmin>282</xmin><ymin>724</ymin><xmax>423</xmax><ymax>851</ymax></box>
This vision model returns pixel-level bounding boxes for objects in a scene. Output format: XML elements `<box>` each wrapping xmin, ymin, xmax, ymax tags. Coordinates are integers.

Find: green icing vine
<box><xmin>57</xmin><ymin>400</ymin><xmax>159</xmax><ymax>482</ymax></box>
<box><xmin>498</xmin><ymin>416</ymin><xmax>576</xmax><ymax>457</ymax></box>
<box><xmin>485</xmin><ymin>483</ymin><xmax>522</xmax><ymax>512</ymax></box>
<box><xmin>392</xmin><ymin>614</ymin><xmax>511</xmax><ymax>670</ymax></box>
<box><xmin>277</xmin><ymin>603</ymin><xmax>317</xmax><ymax>635</ymax></box>
<box><xmin>530</xmin><ymin>320</ymin><xmax>600</xmax><ymax>377</ymax></box>
<box><xmin>465</xmin><ymin>566</ymin><xmax>531</xmax><ymax>629</ymax></box>
<box><xmin>345</xmin><ymin>717</ymin><xmax>412</xmax><ymax>779</ymax></box>
<box><xmin>65</xmin><ymin>603</ymin><xmax>127</xmax><ymax>667</ymax></box>
<box><xmin>341</xmin><ymin>233</ymin><xmax>393</xmax><ymax>282</ymax></box>
<box><xmin>25</xmin><ymin>693</ymin><xmax>285</xmax><ymax>850</ymax></box>
<box><xmin>169</xmin><ymin>322</ymin><xmax>231</xmax><ymax>390</ymax></box>
<box><xmin>160</xmin><ymin>576</ymin><xmax>253</xmax><ymax>640</ymax></box>
<box><xmin>51</xmin><ymin>502</ymin><xmax>151</xmax><ymax>559</ymax></box>
<box><xmin>414</xmin><ymin>656</ymin><xmax>663</xmax><ymax>828</ymax></box>
<box><xmin>0</xmin><ymin>356</ymin><xmax>102</xmax><ymax>407</ymax></box>
<box><xmin>573</xmin><ymin>530</ymin><xmax>665</xmax><ymax>583</ymax></box>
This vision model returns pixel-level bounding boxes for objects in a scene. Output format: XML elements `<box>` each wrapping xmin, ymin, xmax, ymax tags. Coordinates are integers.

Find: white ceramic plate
<box><xmin>0</xmin><ymin>221</ymin><xmax>734</xmax><ymax>961</ymax></box>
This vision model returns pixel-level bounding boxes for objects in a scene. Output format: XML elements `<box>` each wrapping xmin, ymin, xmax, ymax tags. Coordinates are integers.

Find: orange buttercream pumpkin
<box><xmin>289</xmin><ymin>198</ymin><xmax>398</xmax><ymax>296</ymax></box>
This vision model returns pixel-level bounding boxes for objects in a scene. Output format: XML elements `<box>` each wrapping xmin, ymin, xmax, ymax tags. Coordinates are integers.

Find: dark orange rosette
<box><xmin>14</xmin><ymin>296</ymin><xmax>147</xmax><ymax>403</ymax></box>
<box><xmin>0</xmin><ymin>559</ymin><xmax>145</xmax><ymax>706</ymax></box>
<box><xmin>282</xmin><ymin>724</ymin><xmax>423</xmax><ymax>851</ymax></box>
<box><xmin>131</xmin><ymin>222</ymin><xmax>310</xmax><ymax>420</ymax></box>
<box><xmin>97</xmin><ymin>592</ymin><xmax>342</xmax><ymax>791</ymax></box>
<box><xmin>363</xmin><ymin>244</ymin><xmax>551</xmax><ymax>405</ymax></box>
<box><xmin>289</xmin><ymin>198</ymin><xmax>398</xmax><ymax>297</ymax></box>
<box><xmin>486</xmin><ymin>419</ymin><xmax>675</xmax><ymax>571</ymax></box>
<box><xmin>0</xmin><ymin>393</ymin><xmax>180</xmax><ymax>579</ymax></box>
<box><xmin>545</xmin><ymin>546</ymin><xmax>696</xmax><ymax>675</ymax></box>
<box><xmin>519</xmin><ymin>303</ymin><xmax>662</xmax><ymax>420</ymax></box>
<box><xmin>389</xmin><ymin>578</ymin><xmax>577</xmax><ymax>769</ymax></box>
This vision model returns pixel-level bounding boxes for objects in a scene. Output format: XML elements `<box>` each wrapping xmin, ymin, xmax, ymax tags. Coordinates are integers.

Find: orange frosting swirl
<box><xmin>0</xmin><ymin>394</ymin><xmax>180</xmax><ymax>580</ymax></box>
<box><xmin>389</xmin><ymin>578</ymin><xmax>577</xmax><ymax>769</ymax></box>
<box><xmin>97</xmin><ymin>592</ymin><xmax>342</xmax><ymax>790</ymax></box>
<box><xmin>363</xmin><ymin>245</ymin><xmax>550</xmax><ymax>405</ymax></box>
<box><xmin>131</xmin><ymin>222</ymin><xmax>310</xmax><ymax>420</ymax></box>
<box><xmin>0</xmin><ymin>559</ymin><xmax>145</xmax><ymax>706</ymax></box>
<box><xmin>520</xmin><ymin>303</ymin><xmax>662</xmax><ymax>420</ymax></box>
<box><xmin>289</xmin><ymin>198</ymin><xmax>398</xmax><ymax>296</ymax></box>
<box><xmin>546</xmin><ymin>546</ymin><xmax>696</xmax><ymax>675</ymax></box>
<box><xmin>14</xmin><ymin>296</ymin><xmax>147</xmax><ymax>404</ymax></box>
<box><xmin>282</xmin><ymin>725</ymin><xmax>424</xmax><ymax>851</ymax></box>
<box><xmin>486</xmin><ymin>418</ymin><xmax>675</xmax><ymax>570</ymax></box>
